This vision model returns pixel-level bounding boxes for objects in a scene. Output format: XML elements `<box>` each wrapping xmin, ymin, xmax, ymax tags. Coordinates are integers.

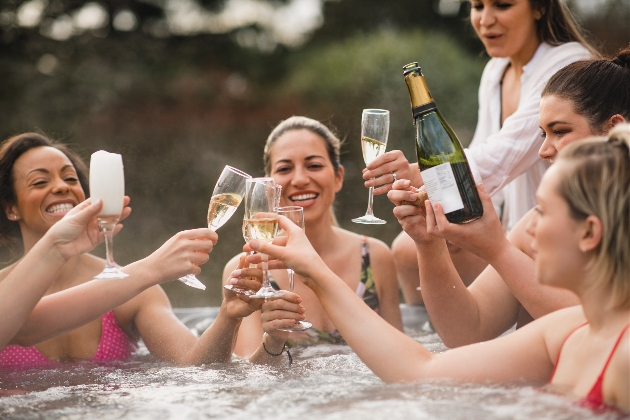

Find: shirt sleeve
<box><xmin>465</xmin><ymin>44</ymin><xmax>591</xmax><ymax>196</ymax></box>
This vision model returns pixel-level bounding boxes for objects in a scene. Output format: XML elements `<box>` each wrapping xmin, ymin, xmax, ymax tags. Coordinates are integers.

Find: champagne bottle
<box><xmin>402</xmin><ymin>62</ymin><xmax>483</xmax><ymax>223</ymax></box>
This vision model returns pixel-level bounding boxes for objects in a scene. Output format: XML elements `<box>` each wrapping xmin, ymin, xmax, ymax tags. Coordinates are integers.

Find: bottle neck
<box><xmin>404</xmin><ymin>74</ymin><xmax>437</xmax><ymax>118</ymax></box>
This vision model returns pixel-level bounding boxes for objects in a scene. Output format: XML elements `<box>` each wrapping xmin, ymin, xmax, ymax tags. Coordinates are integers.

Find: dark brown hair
<box><xmin>542</xmin><ymin>46</ymin><xmax>630</xmax><ymax>132</ymax></box>
<box><xmin>529</xmin><ymin>0</ymin><xmax>597</xmax><ymax>55</ymax></box>
<box><xmin>0</xmin><ymin>133</ymin><xmax>89</xmax><ymax>258</ymax></box>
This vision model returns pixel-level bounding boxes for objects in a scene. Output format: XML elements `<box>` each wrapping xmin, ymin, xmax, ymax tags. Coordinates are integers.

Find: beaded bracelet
<box><xmin>262</xmin><ymin>334</ymin><xmax>292</xmax><ymax>365</ymax></box>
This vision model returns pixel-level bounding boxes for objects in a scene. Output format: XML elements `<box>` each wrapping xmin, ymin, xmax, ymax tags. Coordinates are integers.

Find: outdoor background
<box><xmin>1</xmin><ymin>0</ymin><xmax>628</xmax><ymax>306</ymax></box>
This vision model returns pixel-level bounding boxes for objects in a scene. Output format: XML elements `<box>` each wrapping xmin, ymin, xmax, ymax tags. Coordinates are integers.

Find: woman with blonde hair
<box><xmin>244</xmin><ymin>124</ymin><xmax>630</xmax><ymax>411</ymax></box>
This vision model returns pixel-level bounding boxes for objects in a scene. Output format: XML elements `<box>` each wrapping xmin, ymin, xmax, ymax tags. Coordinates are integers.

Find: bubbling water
<box><xmin>0</xmin><ymin>307</ymin><xmax>622</xmax><ymax>420</ymax></box>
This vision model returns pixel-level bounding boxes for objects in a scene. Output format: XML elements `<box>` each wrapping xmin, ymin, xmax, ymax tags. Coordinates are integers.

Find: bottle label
<box><xmin>420</xmin><ymin>163</ymin><xmax>464</xmax><ymax>214</ymax></box>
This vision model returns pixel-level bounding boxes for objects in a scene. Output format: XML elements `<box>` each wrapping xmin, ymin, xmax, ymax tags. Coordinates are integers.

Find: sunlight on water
<box><xmin>0</xmin><ymin>307</ymin><xmax>624</xmax><ymax>420</ymax></box>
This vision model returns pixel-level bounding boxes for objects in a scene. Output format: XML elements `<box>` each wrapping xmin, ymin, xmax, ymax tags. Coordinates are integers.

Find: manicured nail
<box><xmin>232</xmin><ymin>269</ymin><xmax>241</xmax><ymax>277</ymax></box>
<box><xmin>230</xmin><ymin>278</ymin><xmax>238</xmax><ymax>285</ymax></box>
<box><xmin>409</xmin><ymin>193</ymin><xmax>417</xmax><ymax>201</ymax></box>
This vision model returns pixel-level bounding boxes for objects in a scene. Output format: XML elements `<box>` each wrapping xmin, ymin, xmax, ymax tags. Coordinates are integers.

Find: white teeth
<box><xmin>290</xmin><ymin>193</ymin><xmax>317</xmax><ymax>202</ymax></box>
<box><xmin>46</xmin><ymin>203</ymin><xmax>74</xmax><ymax>214</ymax></box>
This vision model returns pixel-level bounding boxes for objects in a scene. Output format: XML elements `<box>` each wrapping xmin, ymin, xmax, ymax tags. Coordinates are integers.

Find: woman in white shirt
<box><xmin>362</xmin><ymin>0</ymin><xmax>594</xmax><ymax>305</ymax></box>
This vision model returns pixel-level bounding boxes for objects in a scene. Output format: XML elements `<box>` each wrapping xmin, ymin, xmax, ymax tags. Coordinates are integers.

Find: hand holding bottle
<box><xmin>425</xmin><ymin>184</ymin><xmax>509</xmax><ymax>262</ymax></box>
<box><xmin>362</xmin><ymin>150</ymin><xmax>422</xmax><ymax>195</ymax></box>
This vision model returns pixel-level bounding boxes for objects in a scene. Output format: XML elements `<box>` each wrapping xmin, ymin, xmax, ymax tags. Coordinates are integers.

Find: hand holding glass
<box><xmin>245</xmin><ymin>178</ymin><xmax>284</xmax><ymax>299</ymax></box>
<box><xmin>352</xmin><ymin>109</ymin><xmax>390</xmax><ymax>225</ymax></box>
<box><xmin>179</xmin><ymin>165</ymin><xmax>251</xmax><ymax>290</ymax></box>
<box><xmin>90</xmin><ymin>150</ymin><xmax>129</xmax><ymax>279</ymax></box>
<box><xmin>276</xmin><ymin>206</ymin><xmax>312</xmax><ymax>331</ymax></box>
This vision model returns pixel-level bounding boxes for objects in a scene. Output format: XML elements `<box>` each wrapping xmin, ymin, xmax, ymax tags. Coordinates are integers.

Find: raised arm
<box><xmin>131</xmin><ymin>254</ymin><xmax>262</xmax><ymax>366</ymax></box>
<box><xmin>247</xmin><ymin>216</ymin><xmax>580</xmax><ymax>384</ymax></box>
<box><xmin>387</xmin><ymin>181</ymin><xmax>519</xmax><ymax>347</ymax></box>
<box><xmin>0</xmin><ymin>199</ymin><xmax>123</xmax><ymax>348</ymax></box>
<box><xmin>426</xmin><ymin>186</ymin><xmax>580</xmax><ymax>321</ymax></box>
<box><xmin>11</xmin><ymin>228</ymin><xmax>216</xmax><ymax>347</ymax></box>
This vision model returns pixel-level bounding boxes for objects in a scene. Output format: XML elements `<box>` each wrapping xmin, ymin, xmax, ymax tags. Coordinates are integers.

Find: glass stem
<box><xmin>288</xmin><ymin>269</ymin><xmax>295</xmax><ymax>292</ymax></box>
<box><xmin>261</xmin><ymin>252</ymin><xmax>270</xmax><ymax>288</ymax></box>
<box><xmin>365</xmin><ymin>185</ymin><xmax>375</xmax><ymax>216</ymax></box>
<box><xmin>103</xmin><ymin>227</ymin><xmax>116</xmax><ymax>268</ymax></box>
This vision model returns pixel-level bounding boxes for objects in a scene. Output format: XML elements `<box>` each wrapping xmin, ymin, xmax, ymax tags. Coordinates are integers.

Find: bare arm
<box><xmin>11</xmin><ymin>228</ymin><xmax>217</xmax><ymax>347</ymax></box>
<box><xmin>426</xmin><ymin>189</ymin><xmax>580</xmax><ymax>320</ymax></box>
<box><xmin>388</xmin><ymin>181</ymin><xmax>519</xmax><ymax>347</ymax></box>
<box><xmin>0</xmin><ymin>199</ymin><xmax>123</xmax><ymax>348</ymax></box>
<box><xmin>247</xmin><ymin>219</ymin><xmax>581</xmax><ymax>384</ymax></box>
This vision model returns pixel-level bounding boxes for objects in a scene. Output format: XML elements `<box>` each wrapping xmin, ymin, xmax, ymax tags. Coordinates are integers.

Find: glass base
<box><xmin>178</xmin><ymin>274</ymin><xmax>206</xmax><ymax>290</ymax></box>
<box><xmin>351</xmin><ymin>214</ymin><xmax>387</xmax><ymax>225</ymax></box>
<box><xmin>278</xmin><ymin>320</ymin><xmax>312</xmax><ymax>332</ymax></box>
<box><xmin>223</xmin><ymin>284</ymin><xmax>255</xmax><ymax>296</ymax></box>
<box><xmin>249</xmin><ymin>286</ymin><xmax>285</xmax><ymax>299</ymax></box>
<box><xmin>93</xmin><ymin>266</ymin><xmax>130</xmax><ymax>280</ymax></box>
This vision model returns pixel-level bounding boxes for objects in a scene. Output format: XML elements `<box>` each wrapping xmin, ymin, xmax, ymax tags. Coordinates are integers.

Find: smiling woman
<box><xmin>223</xmin><ymin>116</ymin><xmax>402</xmax><ymax>366</ymax></box>
<box><xmin>0</xmin><ymin>132</ymin><xmax>263</xmax><ymax>367</ymax></box>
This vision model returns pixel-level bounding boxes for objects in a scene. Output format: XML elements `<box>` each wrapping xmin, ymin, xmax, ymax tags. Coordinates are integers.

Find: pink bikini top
<box><xmin>0</xmin><ymin>311</ymin><xmax>138</xmax><ymax>368</ymax></box>
<box><xmin>550</xmin><ymin>322</ymin><xmax>630</xmax><ymax>410</ymax></box>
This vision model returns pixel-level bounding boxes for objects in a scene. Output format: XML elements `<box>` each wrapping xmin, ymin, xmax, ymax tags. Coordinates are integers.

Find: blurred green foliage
<box><xmin>0</xmin><ymin>0</ymin><xmax>627</xmax><ymax>307</ymax></box>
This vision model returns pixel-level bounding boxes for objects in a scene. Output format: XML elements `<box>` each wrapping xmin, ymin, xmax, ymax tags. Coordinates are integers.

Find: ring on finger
<box><xmin>392</xmin><ymin>172</ymin><xmax>397</xmax><ymax>183</ymax></box>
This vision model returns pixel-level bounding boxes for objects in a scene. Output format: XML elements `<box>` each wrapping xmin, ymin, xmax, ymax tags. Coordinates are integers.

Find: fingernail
<box><xmin>404</xmin><ymin>180</ymin><xmax>410</xmax><ymax>186</ymax></box>
<box><xmin>230</xmin><ymin>278</ymin><xmax>238</xmax><ymax>285</ymax></box>
<box><xmin>250</xmin><ymin>240</ymin><xmax>259</xmax><ymax>249</ymax></box>
<box><xmin>409</xmin><ymin>193</ymin><xmax>417</xmax><ymax>201</ymax></box>
<box><xmin>232</xmin><ymin>269</ymin><xmax>241</xmax><ymax>277</ymax></box>
<box><xmin>92</xmin><ymin>198</ymin><xmax>102</xmax><ymax>206</ymax></box>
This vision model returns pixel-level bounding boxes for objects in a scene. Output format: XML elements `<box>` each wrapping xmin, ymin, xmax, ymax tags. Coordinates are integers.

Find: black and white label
<box><xmin>421</xmin><ymin>163</ymin><xmax>464</xmax><ymax>214</ymax></box>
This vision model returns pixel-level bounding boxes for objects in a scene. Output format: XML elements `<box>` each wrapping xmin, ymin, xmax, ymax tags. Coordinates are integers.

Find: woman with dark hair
<box><xmin>223</xmin><ymin>116</ymin><xmax>402</xmax><ymax>365</ymax></box>
<box><xmin>247</xmin><ymin>124</ymin><xmax>630</xmax><ymax>412</ymax></box>
<box><xmin>0</xmin><ymin>133</ymin><xmax>258</xmax><ymax>366</ymax></box>
<box><xmin>363</xmin><ymin>0</ymin><xmax>595</xmax><ymax>305</ymax></box>
<box><xmin>386</xmin><ymin>48</ymin><xmax>629</xmax><ymax>347</ymax></box>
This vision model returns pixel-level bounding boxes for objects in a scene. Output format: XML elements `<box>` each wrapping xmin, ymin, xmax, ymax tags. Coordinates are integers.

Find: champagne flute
<box><xmin>276</xmin><ymin>206</ymin><xmax>312</xmax><ymax>331</ymax></box>
<box><xmin>90</xmin><ymin>150</ymin><xmax>129</xmax><ymax>280</ymax></box>
<box><xmin>245</xmin><ymin>178</ymin><xmax>284</xmax><ymax>299</ymax></box>
<box><xmin>179</xmin><ymin>165</ymin><xmax>251</xmax><ymax>290</ymax></box>
<box><xmin>352</xmin><ymin>109</ymin><xmax>390</xmax><ymax>225</ymax></box>
<box><xmin>223</xmin><ymin>182</ymin><xmax>281</xmax><ymax>295</ymax></box>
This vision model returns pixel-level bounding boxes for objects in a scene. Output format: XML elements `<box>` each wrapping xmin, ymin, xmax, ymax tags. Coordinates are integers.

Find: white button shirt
<box><xmin>465</xmin><ymin>42</ymin><xmax>591</xmax><ymax>230</ymax></box>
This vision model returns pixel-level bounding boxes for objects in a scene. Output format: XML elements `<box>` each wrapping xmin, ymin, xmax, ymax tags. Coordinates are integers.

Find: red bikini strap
<box><xmin>599</xmin><ymin>323</ymin><xmax>630</xmax><ymax>375</ymax></box>
<box><xmin>549</xmin><ymin>322</ymin><xmax>589</xmax><ymax>381</ymax></box>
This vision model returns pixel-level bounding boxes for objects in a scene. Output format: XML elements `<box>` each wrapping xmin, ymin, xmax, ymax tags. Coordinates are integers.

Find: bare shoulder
<box><xmin>536</xmin><ymin>305</ymin><xmax>586</xmax><ymax>353</ymax></box>
<box><xmin>114</xmin><ymin>284</ymin><xmax>172</xmax><ymax>334</ymax></box>
<box><xmin>507</xmin><ymin>209</ymin><xmax>535</xmax><ymax>257</ymax></box>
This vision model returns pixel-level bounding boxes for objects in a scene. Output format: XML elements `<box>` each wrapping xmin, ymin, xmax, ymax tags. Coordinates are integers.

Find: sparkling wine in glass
<box><xmin>352</xmin><ymin>109</ymin><xmax>390</xmax><ymax>225</ymax></box>
<box><xmin>276</xmin><ymin>206</ymin><xmax>312</xmax><ymax>331</ymax></box>
<box><xmin>179</xmin><ymin>165</ymin><xmax>251</xmax><ymax>290</ymax></box>
<box><xmin>245</xmin><ymin>178</ymin><xmax>284</xmax><ymax>299</ymax></box>
<box><xmin>223</xmin><ymin>180</ymin><xmax>281</xmax><ymax>296</ymax></box>
<box><xmin>90</xmin><ymin>150</ymin><xmax>129</xmax><ymax>280</ymax></box>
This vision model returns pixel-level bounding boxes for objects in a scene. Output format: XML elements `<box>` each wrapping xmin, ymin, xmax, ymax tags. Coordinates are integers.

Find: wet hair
<box><xmin>263</xmin><ymin>116</ymin><xmax>343</xmax><ymax>225</ymax></box>
<box><xmin>542</xmin><ymin>47</ymin><xmax>630</xmax><ymax>132</ymax></box>
<box><xmin>555</xmin><ymin>124</ymin><xmax>630</xmax><ymax>309</ymax></box>
<box><xmin>0</xmin><ymin>133</ymin><xmax>89</xmax><ymax>258</ymax></box>
<box><xmin>528</xmin><ymin>0</ymin><xmax>597</xmax><ymax>54</ymax></box>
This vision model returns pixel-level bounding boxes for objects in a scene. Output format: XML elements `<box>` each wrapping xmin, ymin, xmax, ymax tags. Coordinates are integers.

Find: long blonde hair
<box><xmin>555</xmin><ymin>124</ymin><xmax>630</xmax><ymax>308</ymax></box>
